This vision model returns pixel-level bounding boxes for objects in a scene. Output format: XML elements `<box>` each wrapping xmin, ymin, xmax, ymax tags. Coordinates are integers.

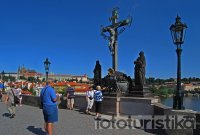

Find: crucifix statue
<box><xmin>101</xmin><ymin>7</ymin><xmax>132</xmax><ymax>71</ymax></box>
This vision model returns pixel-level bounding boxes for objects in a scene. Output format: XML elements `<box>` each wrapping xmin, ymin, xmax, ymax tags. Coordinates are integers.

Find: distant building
<box><xmin>3</xmin><ymin>72</ymin><xmax>18</xmax><ymax>78</ymax></box>
<box><xmin>182</xmin><ymin>84</ymin><xmax>193</xmax><ymax>91</ymax></box>
<box><xmin>193</xmin><ymin>83</ymin><xmax>200</xmax><ymax>90</ymax></box>
<box><xmin>2</xmin><ymin>65</ymin><xmax>89</xmax><ymax>83</ymax></box>
<box><xmin>17</xmin><ymin>65</ymin><xmax>42</xmax><ymax>79</ymax></box>
<box><xmin>71</xmin><ymin>74</ymin><xmax>88</xmax><ymax>82</ymax></box>
<box><xmin>52</xmin><ymin>81</ymin><xmax>90</xmax><ymax>93</ymax></box>
<box><xmin>182</xmin><ymin>83</ymin><xmax>200</xmax><ymax>91</ymax></box>
<box><xmin>44</xmin><ymin>74</ymin><xmax>88</xmax><ymax>82</ymax></box>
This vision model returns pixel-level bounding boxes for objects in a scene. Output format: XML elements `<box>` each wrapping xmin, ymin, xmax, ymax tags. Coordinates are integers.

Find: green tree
<box><xmin>150</xmin><ymin>85</ymin><xmax>174</xmax><ymax>96</ymax></box>
<box><xmin>28</xmin><ymin>77</ymin><xmax>36</xmax><ymax>82</ymax></box>
<box><xmin>42</xmin><ymin>78</ymin><xmax>46</xmax><ymax>82</ymax></box>
<box><xmin>149</xmin><ymin>86</ymin><xmax>159</xmax><ymax>96</ymax></box>
<box><xmin>165</xmin><ymin>78</ymin><xmax>175</xmax><ymax>82</ymax></box>
<box><xmin>4</xmin><ymin>75</ymin><xmax>16</xmax><ymax>82</ymax></box>
<box><xmin>146</xmin><ymin>77</ymin><xmax>155</xmax><ymax>84</ymax></box>
<box><xmin>159</xmin><ymin>86</ymin><xmax>168</xmax><ymax>96</ymax></box>
<box><xmin>36</xmin><ymin>77</ymin><xmax>41</xmax><ymax>83</ymax></box>
<box><xmin>20</xmin><ymin>76</ymin><xmax>27</xmax><ymax>80</ymax></box>
<box><xmin>29</xmin><ymin>88</ymin><xmax>36</xmax><ymax>95</ymax></box>
<box><xmin>155</xmin><ymin>79</ymin><xmax>165</xmax><ymax>85</ymax></box>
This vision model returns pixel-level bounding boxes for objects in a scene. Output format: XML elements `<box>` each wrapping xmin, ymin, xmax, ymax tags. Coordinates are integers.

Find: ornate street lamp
<box><xmin>170</xmin><ymin>16</ymin><xmax>187</xmax><ymax>110</ymax></box>
<box><xmin>1</xmin><ymin>70</ymin><xmax>5</xmax><ymax>92</ymax></box>
<box><xmin>44</xmin><ymin>58</ymin><xmax>51</xmax><ymax>83</ymax></box>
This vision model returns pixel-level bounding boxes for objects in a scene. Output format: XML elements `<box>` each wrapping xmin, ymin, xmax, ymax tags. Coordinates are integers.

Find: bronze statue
<box><xmin>102</xmin><ymin>68</ymin><xmax>130</xmax><ymax>95</ymax></box>
<box><xmin>93</xmin><ymin>60</ymin><xmax>102</xmax><ymax>86</ymax></box>
<box><xmin>134</xmin><ymin>51</ymin><xmax>146</xmax><ymax>87</ymax></box>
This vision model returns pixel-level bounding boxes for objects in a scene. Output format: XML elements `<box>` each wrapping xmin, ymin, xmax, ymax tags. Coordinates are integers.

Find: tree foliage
<box><xmin>3</xmin><ymin>75</ymin><xmax>16</xmax><ymax>82</ymax></box>
<box><xmin>147</xmin><ymin>77</ymin><xmax>200</xmax><ymax>85</ymax></box>
<box><xmin>150</xmin><ymin>85</ymin><xmax>174</xmax><ymax>96</ymax></box>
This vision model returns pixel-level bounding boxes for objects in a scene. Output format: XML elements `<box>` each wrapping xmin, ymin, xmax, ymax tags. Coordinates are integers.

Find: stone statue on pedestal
<box><xmin>134</xmin><ymin>51</ymin><xmax>146</xmax><ymax>87</ymax></box>
<box><xmin>93</xmin><ymin>60</ymin><xmax>102</xmax><ymax>86</ymax></box>
<box><xmin>130</xmin><ymin>51</ymin><xmax>152</xmax><ymax>97</ymax></box>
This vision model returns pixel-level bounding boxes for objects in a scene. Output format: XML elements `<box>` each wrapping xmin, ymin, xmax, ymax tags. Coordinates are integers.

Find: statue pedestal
<box><xmin>128</xmin><ymin>86</ymin><xmax>152</xmax><ymax>97</ymax></box>
<box><xmin>102</xmin><ymin>91</ymin><xmax>126</xmax><ymax>97</ymax></box>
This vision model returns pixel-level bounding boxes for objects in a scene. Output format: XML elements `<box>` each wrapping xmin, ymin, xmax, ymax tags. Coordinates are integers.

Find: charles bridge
<box><xmin>0</xmin><ymin>101</ymin><xmax>154</xmax><ymax>135</ymax></box>
<box><xmin>1</xmin><ymin>95</ymin><xmax>200</xmax><ymax>135</ymax></box>
<box><xmin>0</xmin><ymin>8</ymin><xmax>198</xmax><ymax>135</ymax></box>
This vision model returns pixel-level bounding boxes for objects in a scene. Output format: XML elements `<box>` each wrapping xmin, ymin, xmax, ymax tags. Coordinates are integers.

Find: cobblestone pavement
<box><xmin>0</xmin><ymin>102</ymin><xmax>155</xmax><ymax>135</ymax></box>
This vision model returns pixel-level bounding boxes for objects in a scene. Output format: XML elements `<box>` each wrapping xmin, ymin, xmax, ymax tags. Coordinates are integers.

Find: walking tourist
<box><xmin>4</xmin><ymin>85</ymin><xmax>19</xmax><ymax>118</ymax></box>
<box><xmin>66</xmin><ymin>84</ymin><xmax>75</xmax><ymax>110</ymax></box>
<box><xmin>40</xmin><ymin>83</ymin><xmax>58</xmax><ymax>135</ymax></box>
<box><xmin>17</xmin><ymin>86</ymin><xmax>22</xmax><ymax>106</ymax></box>
<box><xmin>94</xmin><ymin>85</ymin><xmax>103</xmax><ymax>120</ymax></box>
<box><xmin>85</xmin><ymin>86</ymin><xmax>95</xmax><ymax>114</ymax></box>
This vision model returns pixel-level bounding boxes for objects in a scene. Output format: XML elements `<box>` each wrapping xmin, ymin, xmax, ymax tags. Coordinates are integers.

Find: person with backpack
<box><xmin>4</xmin><ymin>85</ymin><xmax>19</xmax><ymax>118</ymax></box>
<box><xmin>16</xmin><ymin>86</ymin><xmax>23</xmax><ymax>106</ymax></box>
<box><xmin>94</xmin><ymin>85</ymin><xmax>103</xmax><ymax>120</ymax></box>
<box><xmin>40</xmin><ymin>83</ymin><xmax>58</xmax><ymax>135</ymax></box>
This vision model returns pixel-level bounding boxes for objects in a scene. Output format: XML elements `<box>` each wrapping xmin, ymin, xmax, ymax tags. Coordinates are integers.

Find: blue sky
<box><xmin>0</xmin><ymin>0</ymin><xmax>199</xmax><ymax>79</ymax></box>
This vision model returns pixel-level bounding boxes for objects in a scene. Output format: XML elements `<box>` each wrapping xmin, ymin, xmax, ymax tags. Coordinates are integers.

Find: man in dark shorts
<box><xmin>40</xmin><ymin>83</ymin><xmax>58</xmax><ymax>135</ymax></box>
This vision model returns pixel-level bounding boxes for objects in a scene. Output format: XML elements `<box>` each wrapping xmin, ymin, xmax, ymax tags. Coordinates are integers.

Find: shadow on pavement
<box><xmin>73</xmin><ymin>108</ymin><xmax>96</xmax><ymax>117</ymax></box>
<box><xmin>58</xmin><ymin>97</ymin><xmax>67</xmax><ymax>109</ymax></box>
<box><xmin>2</xmin><ymin>113</ymin><xmax>11</xmax><ymax>118</ymax></box>
<box><xmin>27</xmin><ymin>126</ymin><xmax>46</xmax><ymax>135</ymax></box>
<box><xmin>74</xmin><ymin>108</ymin><xmax>84</xmax><ymax>113</ymax></box>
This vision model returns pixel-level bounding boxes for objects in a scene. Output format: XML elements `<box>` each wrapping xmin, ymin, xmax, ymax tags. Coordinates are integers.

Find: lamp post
<box><xmin>170</xmin><ymin>16</ymin><xmax>187</xmax><ymax>110</ymax></box>
<box><xmin>1</xmin><ymin>70</ymin><xmax>5</xmax><ymax>92</ymax></box>
<box><xmin>44</xmin><ymin>58</ymin><xmax>51</xmax><ymax>83</ymax></box>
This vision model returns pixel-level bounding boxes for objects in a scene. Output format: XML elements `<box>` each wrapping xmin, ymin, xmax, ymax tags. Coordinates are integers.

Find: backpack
<box><xmin>40</xmin><ymin>86</ymin><xmax>49</xmax><ymax>109</ymax></box>
<box><xmin>11</xmin><ymin>89</ymin><xmax>20</xmax><ymax>104</ymax></box>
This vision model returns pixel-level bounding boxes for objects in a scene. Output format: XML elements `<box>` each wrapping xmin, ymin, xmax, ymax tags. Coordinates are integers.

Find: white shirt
<box><xmin>17</xmin><ymin>88</ymin><xmax>22</xmax><ymax>95</ymax></box>
<box><xmin>86</xmin><ymin>90</ymin><xmax>95</xmax><ymax>98</ymax></box>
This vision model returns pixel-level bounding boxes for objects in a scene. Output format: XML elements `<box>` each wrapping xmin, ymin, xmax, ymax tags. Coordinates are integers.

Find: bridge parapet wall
<box><xmin>21</xmin><ymin>95</ymin><xmax>198</xmax><ymax>135</ymax></box>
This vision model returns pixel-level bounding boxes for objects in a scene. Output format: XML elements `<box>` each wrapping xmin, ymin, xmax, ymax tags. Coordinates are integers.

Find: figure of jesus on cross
<box><xmin>102</xmin><ymin>26</ymin><xmax>115</xmax><ymax>55</ymax></box>
<box><xmin>101</xmin><ymin>8</ymin><xmax>132</xmax><ymax>71</ymax></box>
